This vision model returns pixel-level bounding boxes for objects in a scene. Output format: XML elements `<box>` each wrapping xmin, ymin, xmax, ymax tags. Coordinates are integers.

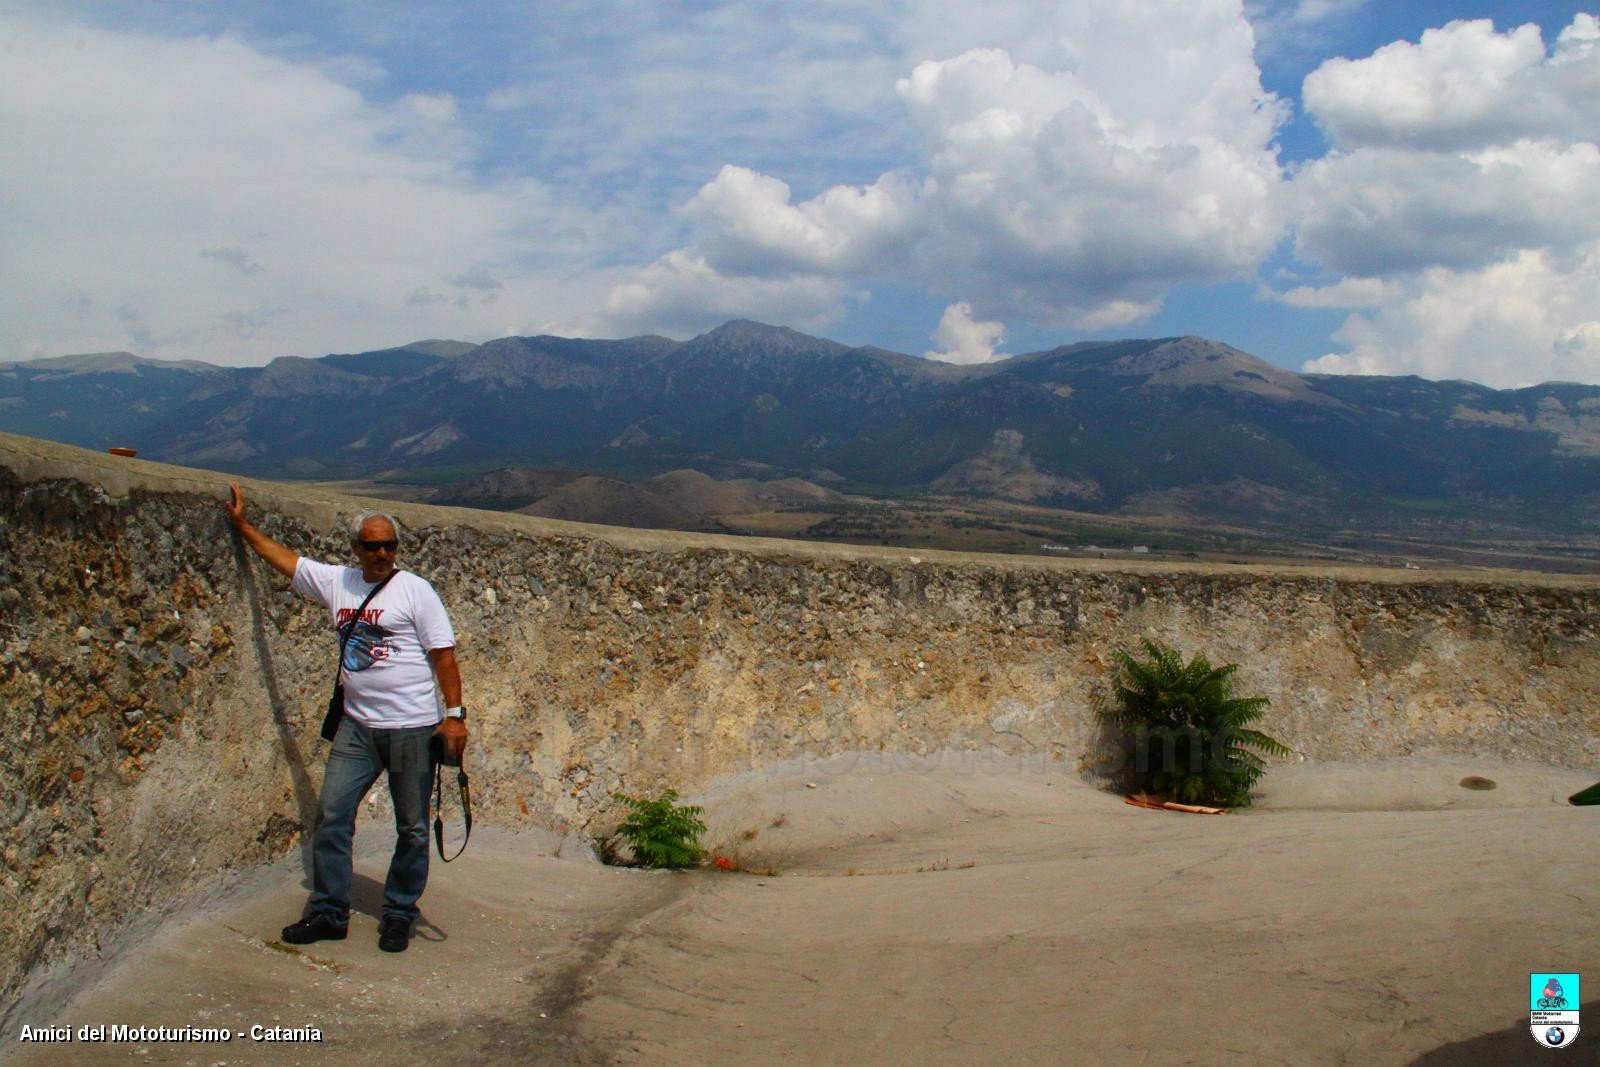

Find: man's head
<box><xmin>349</xmin><ymin>510</ymin><xmax>401</xmax><ymax>582</ymax></box>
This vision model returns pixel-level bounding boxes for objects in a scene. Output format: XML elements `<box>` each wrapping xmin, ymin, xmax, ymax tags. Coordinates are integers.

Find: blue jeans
<box><xmin>308</xmin><ymin>718</ymin><xmax>435</xmax><ymax>923</ymax></box>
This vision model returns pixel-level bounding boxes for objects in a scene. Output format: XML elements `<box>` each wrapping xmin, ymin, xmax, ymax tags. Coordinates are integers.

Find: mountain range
<box><xmin>5</xmin><ymin>320</ymin><xmax>1599</xmax><ymax>532</ymax></box>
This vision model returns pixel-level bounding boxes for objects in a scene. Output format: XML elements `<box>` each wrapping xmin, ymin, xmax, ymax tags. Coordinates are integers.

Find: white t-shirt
<box><xmin>291</xmin><ymin>559</ymin><xmax>456</xmax><ymax>729</ymax></box>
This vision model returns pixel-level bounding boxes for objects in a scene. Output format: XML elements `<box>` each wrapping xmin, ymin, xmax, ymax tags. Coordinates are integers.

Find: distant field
<box><xmin>306</xmin><ymin>473</ymin><xmax>1600</xmax><ymax>575</ymax></box>
<box><xmin>717</xmin><ymin>510</ymin><xmax>835</xmax><ymax>537</ymax></box>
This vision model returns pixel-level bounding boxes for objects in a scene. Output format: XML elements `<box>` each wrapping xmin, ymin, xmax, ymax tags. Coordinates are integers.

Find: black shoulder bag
<box><xmin>319</xmin><ymin>570</ymin><xmax>398</xmax><ymax>742</ymax></box>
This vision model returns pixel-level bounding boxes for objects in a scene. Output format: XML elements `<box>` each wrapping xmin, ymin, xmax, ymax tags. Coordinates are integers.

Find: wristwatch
<box><xmin>443</xmin><ymin>706</ymin><xmax>467</xmax><ymax>722</ymax></box>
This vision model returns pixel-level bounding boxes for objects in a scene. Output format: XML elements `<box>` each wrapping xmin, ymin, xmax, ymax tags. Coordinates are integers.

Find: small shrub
<box><xmin>608</xmin><ymin>789</ymin><xmax>707</xmax><ymax>869</ymax></box>
<box><xmin>1102</xmin><ymin>637</ymin><xmax>1290</xmax><ymax>808</ymax></box>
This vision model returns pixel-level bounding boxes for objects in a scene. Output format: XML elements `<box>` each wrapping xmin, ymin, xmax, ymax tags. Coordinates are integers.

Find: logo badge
<box><xmin>1531</xmin><ymin>973</ymin><xmax>1580</xmax><ymax>1049</ymax></box>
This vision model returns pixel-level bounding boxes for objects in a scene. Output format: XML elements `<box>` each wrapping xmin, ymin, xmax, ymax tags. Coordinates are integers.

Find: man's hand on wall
<box><xmin>223</xmin><ymin>482</ymin><xmax>249</xmax><ymax>529</ymax></box>
<box><xmin>223</xmin><ymin>482</ymin><xmax>300</xmax><ymax>577</ymax></box>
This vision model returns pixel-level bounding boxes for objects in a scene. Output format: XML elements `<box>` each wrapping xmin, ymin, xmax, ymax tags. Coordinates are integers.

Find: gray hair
<box><xmin>348</xmin><ymin>509</ymin><xmax>403</xmax><ymax>542</ymax></box>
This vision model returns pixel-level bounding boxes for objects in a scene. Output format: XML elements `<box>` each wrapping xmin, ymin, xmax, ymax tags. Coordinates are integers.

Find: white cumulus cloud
<box><xmin>601</xmin><ymin>251</ymin><xmax>852</xmax><ymax>339</ymax></box>
<box><xmin>1304</xmin><ymin>15</ymin><xmax>1600</xmax><ymax>151</ymax></box>
<box><xmin>1285</xmin><ymin>12</ymin><xmax>1600</xmax><ymax>385</ymax></box>
<box><xmin>925</xmin><ymin>302</ymin><xmax>1007</xmax><ymax>364</ymax></box>
<box><xmin>682</xmin><ymin>165</ymin><xmax>919</xmax><ymax>277</ymax></box>
<box><xmin>1272</xmin><ymin>277</ymin><xmax>1403</xmax><ymax>309</ymax></box>
<box><xmin>603</xmin><ymin>0</ymin><xmax>1287</xmax><ymax>342</ymax></box>
<box><xmin>0</xmin><ymin>12</ymin><xmax>608</xmax><ymax>364</ymax></box>
<box><xmin>1302</xmin><ymin>249</ymin><xmax>1600</xmax><ymax>387</ymax></box>
<box><xmin>1291</xmin><ymin>139</ymin><xmax>1600</xmax><ymax>277</ymax></box>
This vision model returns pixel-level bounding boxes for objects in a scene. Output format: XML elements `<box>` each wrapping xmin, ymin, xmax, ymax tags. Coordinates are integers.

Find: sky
<box><xmin>1</xmin><ymin>1</ymin><xmax>1597</xmax><ymax>388</ymax></box>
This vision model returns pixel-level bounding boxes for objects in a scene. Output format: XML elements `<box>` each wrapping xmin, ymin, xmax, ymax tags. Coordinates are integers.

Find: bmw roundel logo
<box><xmin>1546</xmin><ymin>1026</ymin><xmax>1566</xmax><ymax>1046</ymax></box>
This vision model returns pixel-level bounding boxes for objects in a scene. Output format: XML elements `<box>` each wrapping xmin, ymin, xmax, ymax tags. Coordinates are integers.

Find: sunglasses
<box><xmin>356</xmin><ymin>539</ymin><xmax>399</xmax><ymax>552</ymax></box>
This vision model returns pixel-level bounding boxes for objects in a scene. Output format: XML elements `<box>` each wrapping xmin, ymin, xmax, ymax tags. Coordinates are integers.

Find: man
<box><xmin>224</xmin><ymin>483</ymin><xmax>467</xmax><ymax>953</ymax></box>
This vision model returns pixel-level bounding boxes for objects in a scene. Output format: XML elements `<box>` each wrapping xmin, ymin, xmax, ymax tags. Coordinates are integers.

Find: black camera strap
<box><xmin>433</xmin><ymin>761</ymin><xmax>471</xmax><ymax>861</ymax></box>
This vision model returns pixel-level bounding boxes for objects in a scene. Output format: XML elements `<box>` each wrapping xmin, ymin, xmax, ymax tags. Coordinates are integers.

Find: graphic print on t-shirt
<box><xmin>337</xmin><ymin>607</ymin><xmax>395</xmax><ymax>671</ymax></box>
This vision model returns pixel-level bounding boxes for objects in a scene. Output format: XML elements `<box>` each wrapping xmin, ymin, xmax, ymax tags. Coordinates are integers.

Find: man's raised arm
<box><xmin>223</xmin><ymin>483</ymin><xmax>301</xmax><ymax>578</ymax></box>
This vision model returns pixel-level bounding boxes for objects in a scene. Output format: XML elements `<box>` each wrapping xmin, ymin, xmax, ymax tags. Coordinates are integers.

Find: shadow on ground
<box><xmin>1409</xmin><ymin>1000</ymin><xmax>1596</xmax><ymax>1065</ymax></box>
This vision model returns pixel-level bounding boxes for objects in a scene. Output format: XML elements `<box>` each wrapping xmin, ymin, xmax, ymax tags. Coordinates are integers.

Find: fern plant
<box><xmin>1102</xmin><ymin>637</ymin><xmax>1290</xmax><ymax>807</ymax></box>
<box><xmin>609</xmin><ymin>789</ymin><xmax>708</xmax><ymax>869</ymax></box>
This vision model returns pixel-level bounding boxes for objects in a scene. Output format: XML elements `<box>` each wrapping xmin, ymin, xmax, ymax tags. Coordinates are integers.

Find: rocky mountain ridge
<box><xmin>4</xmin><ymin>322</ymin><xmax>1599</xmax><ymax>530</ymax></box>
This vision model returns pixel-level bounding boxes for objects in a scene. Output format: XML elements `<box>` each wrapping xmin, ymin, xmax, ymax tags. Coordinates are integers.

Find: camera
<box><xmin>429</xmin><ymin>732</ymin><xmax>461</xmax><ymax>768</ymax></box>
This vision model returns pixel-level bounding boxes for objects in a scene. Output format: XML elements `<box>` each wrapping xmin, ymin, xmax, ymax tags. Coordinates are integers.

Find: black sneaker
<box><xmin>378</xmin><ymin>914</ymin><xmax>411</xmax><ymax>953</ymax></box>
<box><xmin>280</xmin><ymin>914</ymin><xmax>348</xmax><ymax>944</ymax></box>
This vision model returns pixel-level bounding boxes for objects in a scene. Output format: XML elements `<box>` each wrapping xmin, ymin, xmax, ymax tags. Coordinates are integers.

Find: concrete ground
<box><xmin>6</xmin><ymin>755</ymin><xmax>1599</xmax><ymax>1066</ymax></box>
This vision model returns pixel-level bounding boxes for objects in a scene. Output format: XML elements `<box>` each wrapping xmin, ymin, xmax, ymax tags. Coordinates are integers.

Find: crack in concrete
<box><xmin>418</xmin><ymin>874</ymin><xmax>693</xmax><ymax>1065</ymax></box>
<box><xmin>221</xmin><ymin>923</ymin><xmax>344</xmax><ymax>973</ymax></box>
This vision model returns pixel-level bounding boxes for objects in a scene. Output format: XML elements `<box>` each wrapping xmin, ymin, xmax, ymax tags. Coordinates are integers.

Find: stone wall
<box><xmin>3</xmin><ymin>432</ymin><xmax>1598</xmax><ymax>1018</ymax></box>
